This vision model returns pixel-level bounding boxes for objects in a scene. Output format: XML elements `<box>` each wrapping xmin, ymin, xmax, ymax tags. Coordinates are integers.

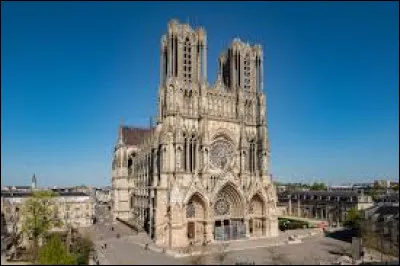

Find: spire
<box><xmin>31</xmin><ymin>174</ymin><xmax>37</xmax><ymax>189</ymax></box>
<box><xmin>116</xmin><ymin>119</ymin><xmax>125</xmax><ymax>148</ymax></box>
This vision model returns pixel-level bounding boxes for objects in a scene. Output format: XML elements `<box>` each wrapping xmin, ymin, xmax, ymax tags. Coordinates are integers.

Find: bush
<box><xmin>70</xmin><ymin>234</ymin><xmax>94</xmax><ymax>265</ymax></box>
<box><xmin>36</xmin><ymin>234</ymin><xmax>77</xmax><ymax>265</ymax></box>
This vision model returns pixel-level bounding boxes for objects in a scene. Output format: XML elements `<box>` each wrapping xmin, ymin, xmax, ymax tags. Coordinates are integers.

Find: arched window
<box><xmin>183</xmin><ymin>37</ymin><xmax>192</xmax><ymax>83</ymax></box>
<box><xmin>184</xmin><ymin>133</ymin><xmax>197</xmax><ymax>173</ymax></box>
<box><xmin>130</xmin><ymin>195</ymin><xmax>134</xmax><ymax>209</ymax></box>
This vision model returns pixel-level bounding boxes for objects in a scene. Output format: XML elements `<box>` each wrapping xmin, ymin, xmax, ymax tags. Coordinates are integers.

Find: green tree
<box><xmin>310</xmin><ymin>182</ymin><xmax>327</xmax><ymax>191</ymax></box>
<box><xmin>37</xmin><ymin>234</ymin><xmax>77</xmax><ymax>265</ymax></box>
<box><xmin>343</xmin><ymin>208</ymin><xmax>362</xmax><ymax>229</ymax></box>
<box><xmin>70</xmin><ymin>234</ymin><xmax>94</xmax><ymax>265</ymax></box>
<box><xmin>366</xmin><ymin>187</ymin><xmax>379</xmax><ymax>201</ymax></box>
<box><xmin>393</xmin><ymin>184</ymin><xmax>398</xmax><ymax>192</ymax></box>
<box><xmin>21</xmin><ymin>190</ymin><xmax>62</xmax><ymax>260</ymax></box>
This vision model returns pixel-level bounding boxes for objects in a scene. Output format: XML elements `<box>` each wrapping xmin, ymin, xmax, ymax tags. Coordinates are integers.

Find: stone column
<box><xmin>186</xmin><ymin>140</ymin><xmax>189</xmax><ymax>172</ymax></box>
<box><xmin>205</xmin><ymin>220</ymin><xmax>213</xmax><ymax>242</ymax></box>
<box><xmin>288</xmin><ymin>196</ymin><xmax>292</xmax><ymax>215</ymax></box>
<box><xmin>172</xmin><ymin>35</ymin><xmax>175</xmax><ymax>77</ymax></box>
<box><xmin>240</xmin><ymin>54</ymin><xmax>244</xmax><ymax>89</ymax></box>
<box><xmin>297</xmin><ymin>199</ymin><xmax>301</xmax><ymax>217</ymax></box>
<box><xmin>192</xmin><ymin>140</ymin><xmax>195</xmax><ymax>172</ymax></box>
<box><xmin>160</xmin><ymin>46</ymin><xmax>164</xmax><ymax>84</ymax></box>
<box><xmin>202</xmin><ymin>147</ymin><xmax>208</xmax><ymax>170</ymax></box>
<box><xmin>254</xmin><ymin>143</ymin><xmax>258</xmax><ymax>175</ymax></box>
<box><xmin>197</xmin><ymin>43</ymin><xmax>201</xmax><ymax>82</ymax></box>
<box><xmin>231</xmin><ymin>50</ymin><xmax>236</xmax><ymax>89</ymax></box>
<box><xmin>260</xmin><ymin>55</ymin><xmax>263</xmax><ymax>90</ymax></box>
<box><xmin>178</xmin><ymin>37</ymin><xmax>183</xmax><ymax>80</ymax></box>
<box><xmin>244</xmin><ymin>218</ymin><xmax>250</xmax><ymax>238</ymax></box>
<box><xmin>262</xmin><ymin>218</ymin><xmax>267</xmax><ymax>236</ymax></box>
<box><xmin>202</xmin><ymin>41</ymin><xmax>207</xmax><ymax>82</ymax></box>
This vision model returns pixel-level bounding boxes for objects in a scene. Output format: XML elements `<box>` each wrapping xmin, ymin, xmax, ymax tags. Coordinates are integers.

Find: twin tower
<box><xmin>157</xmin><ymin>19</ymin><xmax>267</xmax><ymax>127</ymax></box>
<box><xmin>160</xmin><ymin>19</ymin><xmax>264</xmax><ymax>92</ymax></box>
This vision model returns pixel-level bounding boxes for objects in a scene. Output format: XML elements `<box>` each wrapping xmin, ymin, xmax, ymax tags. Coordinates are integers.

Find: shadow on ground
<box><xmin>324</xmin><ymin>228</ymin><xmax>358</xmax><ymax>243</ymax></box>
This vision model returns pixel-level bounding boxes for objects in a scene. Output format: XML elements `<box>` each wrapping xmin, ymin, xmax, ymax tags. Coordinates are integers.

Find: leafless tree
<box><xmin>215</xmin><ymin>242</ymin><xmax>229</xmax><ymax>265</ymax></box>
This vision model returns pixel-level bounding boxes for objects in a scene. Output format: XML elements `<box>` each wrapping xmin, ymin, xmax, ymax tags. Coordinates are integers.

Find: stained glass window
<box><xmin>214</xmin><ymin>198</ymin><xmax>230</xmax><ymax>216</ymax></box>
<box><xmin>209</xmin><ymin>140</ymin><xmax>234</xmax><ymax>169</ymax></box>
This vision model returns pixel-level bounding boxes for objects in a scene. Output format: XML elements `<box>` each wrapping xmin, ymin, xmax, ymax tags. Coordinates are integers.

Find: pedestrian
<box><xmin>104</xmin><ymin>243</ymin><xmax>107</xmax><ymax>249</ymax></box>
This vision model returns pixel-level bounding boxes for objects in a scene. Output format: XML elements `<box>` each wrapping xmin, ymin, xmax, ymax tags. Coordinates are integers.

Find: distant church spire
<box><xmin>31</xmin><ymin>174</ymin><xmax>37</xmax><ymax>189</ymax></box>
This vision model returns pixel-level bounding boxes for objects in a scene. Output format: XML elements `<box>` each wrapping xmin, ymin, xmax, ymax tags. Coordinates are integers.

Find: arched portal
<box><xmin>249</xmin><ymin>193</ymin><xmax>266</xmax><ymax>237</ymax></box>
<box><xmin>213</xmin><ymin>183</ymin><xmax>246</xmax><ymax>241</ymax></box>
<box><xmin>186</xmin><ymin>193</ymin><xmax>206</xmax><ymax>242</ymax></box>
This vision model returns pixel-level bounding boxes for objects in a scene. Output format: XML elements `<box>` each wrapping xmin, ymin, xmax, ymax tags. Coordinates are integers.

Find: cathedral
<box><xmin>111</xmin><ymin>19</ymin><xmax>279</xmax><ymax>248</ymax></box>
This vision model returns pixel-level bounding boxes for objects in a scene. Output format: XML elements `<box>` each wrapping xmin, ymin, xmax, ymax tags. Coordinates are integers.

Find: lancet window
<box><xmin>183</xmin><ymin>37</ymin><xmax>192</xmax><ymax>83</ymax></box>
<box><xmin>244</xmin><ymin>54</ymin><xmax>251</xmax><ymax>91</ymax></box>
<box><xmin>249</xmin><ymin>139</ymin><xmax>257</xmax><ymax>173</ymax></box>
<box><xmin>183</xmin><ymin>133</ymin><xmax>197</xmax><ymax>173</ymax></box>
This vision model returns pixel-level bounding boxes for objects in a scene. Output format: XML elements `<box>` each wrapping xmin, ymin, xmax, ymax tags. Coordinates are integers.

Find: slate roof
<box><xmin>121</xmin><ymin>126</ymin><xmax>154</xmax><ymax>146</ymax></box>
<box><xmin>365</xmin><ymin>203</ymin><xmax>399</xmax><ymax>222</ymax></box>
<box><xmin>374</xmin><ymin>205</ymin><xmax>399</xmax><ymax>216</ymax></box>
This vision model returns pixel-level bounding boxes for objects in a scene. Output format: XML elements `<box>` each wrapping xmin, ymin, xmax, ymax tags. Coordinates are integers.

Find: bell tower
<box><xmin>219</xmin><ymin>39</ymin><xmax>263</xmax><ymax>93</ymax></box>
<box><xmin>160</xmin><ymin>19</ymin><xmax>207</xmax><ymax>87</ymax></box>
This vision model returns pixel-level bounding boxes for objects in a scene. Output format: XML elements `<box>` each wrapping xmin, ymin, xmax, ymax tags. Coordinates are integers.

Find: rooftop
<box><xmin>121</xmin><ymin>126</ymin><xmax>154</xmax><ymax>146</ymax></box>
<box><xmin>1</xmin><ymin>191</ymin><xmax>89</xmax><ymax>198</ymax></box>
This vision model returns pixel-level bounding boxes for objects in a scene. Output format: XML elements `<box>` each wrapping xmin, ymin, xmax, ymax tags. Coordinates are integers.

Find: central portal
<box><xmin>214</xmin><ymin>219</ymin><xmax>246</xmax><ymax>241</ymax></box>
<box><xmin>213</xmin><ymin>183</ymin><xmax>246</xmax><ymax>241</ymax></box>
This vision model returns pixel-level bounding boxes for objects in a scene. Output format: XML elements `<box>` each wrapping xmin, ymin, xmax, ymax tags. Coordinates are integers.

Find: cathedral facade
<box><xmin>112</xmin><ymin>19</ymin><xmax>279</xmax><ymax>248</ymax></box>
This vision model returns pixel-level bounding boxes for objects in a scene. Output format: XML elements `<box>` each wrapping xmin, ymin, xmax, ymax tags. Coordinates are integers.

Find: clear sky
<box><xmin>1</xmin><ymin>1</ymin><xmax>398</xmax><ymax>187</ymax></box>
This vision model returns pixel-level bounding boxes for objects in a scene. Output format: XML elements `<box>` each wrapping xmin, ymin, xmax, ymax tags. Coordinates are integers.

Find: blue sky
<box><xmin>1</xmin><ymin>1</ymin><xmax>398</xmax><ymax>187</ymax></box>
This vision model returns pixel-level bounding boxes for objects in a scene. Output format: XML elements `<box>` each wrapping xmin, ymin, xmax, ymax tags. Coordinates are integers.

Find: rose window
<box><xmin>209</xmin><ymin>140</ymin><xmax>234</xmax><ymax>169</ymax></box>
<box><xmin>214</xmin><ymin>198</ymin><xmax>230</xmax><ymax>216</ymax></box>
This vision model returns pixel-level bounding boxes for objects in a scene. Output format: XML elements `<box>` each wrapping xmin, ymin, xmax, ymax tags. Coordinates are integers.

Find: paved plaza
<box><xmin>86</xmin><ymin>220</ymin><xmax>365</xmax><ymax>265</ymax></box>
<box><xmin>86</xmin><ymin>207</ymin><xmax>393</xmax><ymax>265</ymax></box>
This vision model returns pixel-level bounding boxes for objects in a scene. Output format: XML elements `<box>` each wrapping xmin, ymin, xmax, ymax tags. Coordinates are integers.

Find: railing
<box><xmin>116</xmin><ymin>217</ymin><xmax>143</xmax><ymax>233</ymax></box>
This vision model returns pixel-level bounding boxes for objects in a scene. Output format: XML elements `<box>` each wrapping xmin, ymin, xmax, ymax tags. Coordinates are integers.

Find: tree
<box><xmin>310</xmin><ymin>182</ymin><xmax>327</xmax><ymax>191</ymax></box>
<box><xmin>21</xmin><ymin>190</ymin><xmax>62</xmax><ymax>260</ymax></box>
<box><xmin>70</xmin><ymin>234</ymin><xmax>94</xmax><ymax>265</ymax></box>
<box><xmin>343</xmin><ymin>208</ymin><xmax>362</xmax><ymax>229</ymax></box>
<box><xmin>37</xmin><ymin>234</ymin><xmax>77</xmax><ymax>265</ymax></box>
<box><xmin>366</xmin><ymin>188</ymin><xmax>379</xmax><ymax>201</ymax></box>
